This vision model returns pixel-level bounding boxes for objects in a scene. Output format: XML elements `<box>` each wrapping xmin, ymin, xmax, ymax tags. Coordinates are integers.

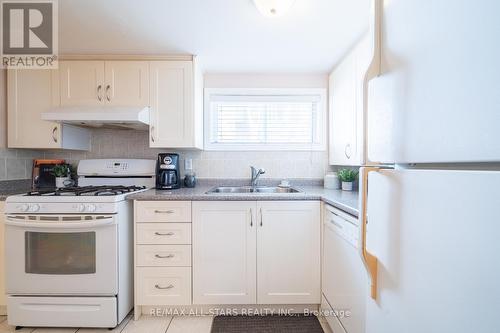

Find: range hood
<box><xmin>42</xmin><ymin>106</ymin><xmax>150</xmax><ymax>130</ymax></box>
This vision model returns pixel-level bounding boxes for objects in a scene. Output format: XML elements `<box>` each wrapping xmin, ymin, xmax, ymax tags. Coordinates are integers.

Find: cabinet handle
<box><xmin>154</xmin><ymin>232</ymin><xmax>174</xmax><ymax>236</ymax></box>
<box><xmin>155</xmin><ymin>284</ymin><xmax>174</xmax><ymax>290</ymax></box>
<box><xmin>105</xmin><ymin>84</ymin><xmax>111</xmax><ymax>101</ymax></box>
<box><xmin>250</xmin><ymin>208</ymin><xmax>253</xmax><ymax>227</ymax></box>
<box><xmin>97</xmin><ymin>85</ymin><xmax>102</xmax><ymax>101</ymax></box>
<box><xmin>154</xmin><ymin>209</ymin><xmax>174</xmax><ymax>214</ymax></box>
<box><xmin>155</xmin><ymin>254</ymin><xmax>174</xmax><ymax>259</ymax></box>
<box><xmin>344</xmin><ymin>144</ymin><xmax>352</xmax><ymax>159</ymax></box>
<box><xmin>259</xmin><ymin>208</ymin><xmax>263</xmax><ymax>227</ymax></box>
<box><xmin>51</xmin><ymin>126</ymin><xmax>58</xmax><ymax>143</ymax></box>
<box><xmin>151</xmin><ymin>126</ymin><xmax>155</xmax><ymax>143</ymax></box>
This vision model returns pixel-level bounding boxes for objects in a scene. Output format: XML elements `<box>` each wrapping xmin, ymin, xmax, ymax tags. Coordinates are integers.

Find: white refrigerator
<box><xmin>358</xmin><ymin>0</ymin><xmax>500</xmax><ymax>332</ymax></box>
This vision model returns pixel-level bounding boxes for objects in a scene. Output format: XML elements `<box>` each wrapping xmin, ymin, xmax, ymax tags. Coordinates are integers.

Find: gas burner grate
<box><xmin>26</xmin><ymin>185</ymin><xmax>146</xmax><ymax>196</ymax></box>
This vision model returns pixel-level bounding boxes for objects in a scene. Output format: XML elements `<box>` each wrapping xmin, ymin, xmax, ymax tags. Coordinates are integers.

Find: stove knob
<box><xmin>77</xmin><ymin>204</ymin><xmax>86</xmax><ymax>212</ymax></box>
<box><xmin>30</xmin><ymin>204</ymin><xmax>40</xmax><ymax>212</ymax></box>
<box><xmin>87</xmin><ymin>204</ymin><xmax>97</xmax><ymax>212</ymax></box>
<box><xmin>20</xmin><ymin>204</ymin><xmax>29</xmax><ymax>212</ymax></box>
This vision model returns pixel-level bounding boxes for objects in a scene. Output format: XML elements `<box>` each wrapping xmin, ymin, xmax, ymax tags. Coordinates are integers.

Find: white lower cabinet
<box><xmin>136</xmin><ymin>267</ymin><xmax>191</xmax><ymax>305</ymax></box>
<box><xmin>192</xmin><ymin>201</ymin><xmax>320</xmax><ymax>305</ymax></box>
<box><xmin>136</xmin><ymin>223</ymin><xmax>191</xmax><ymax>245</ymax></box>
<box><xmin>134</xmin><ymin>201</ymin><xmax>193</xmax><ymax>318</ymax></box>
<box><xmin>257</xmin><ymin>201</ymin><xmax>321</xmax><ymax>304</ymax></box>
<box><xmin>136</xmin><ymin>245</ymin><xmax>191</xmax><ymax>267</ymax></box>
<box><xmin>192</xmin><ymin>201</ymin><xmax>256</xmax><ymax>304</ymax></box>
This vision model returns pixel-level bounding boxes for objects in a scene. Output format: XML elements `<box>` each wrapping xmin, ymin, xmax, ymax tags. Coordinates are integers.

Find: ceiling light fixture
<box><xmin>253</xmin><ymin>0</ymin><xmax>296</xmax><ymax>18</ymax></box>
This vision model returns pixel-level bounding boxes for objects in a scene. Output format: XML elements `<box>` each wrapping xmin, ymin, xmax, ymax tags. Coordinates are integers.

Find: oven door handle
<box><xmin>4</xmin><ymin>217</ymin><xmax>116</xmax><ymax>229</ymax></box>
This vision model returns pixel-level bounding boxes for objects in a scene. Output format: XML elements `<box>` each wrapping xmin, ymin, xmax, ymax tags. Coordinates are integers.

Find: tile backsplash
<box><xmin>0</xmin><ymin>129</ymin><xmax>330</xmax><ymax>181</ymax></box>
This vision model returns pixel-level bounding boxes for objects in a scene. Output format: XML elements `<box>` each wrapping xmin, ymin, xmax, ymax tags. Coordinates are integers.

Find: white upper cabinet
<box><xmin>257</xmin><ymin>201</ymin><xmax>321</xmax><ymax>304</ymax></box>
<box><xmin>104</xmin><ymin>61</ymin><xmax>149</xmax><ymax>106</ymax></box>
<box><xmin>60</xmin><ymin>61</ymin><xmax>105</xmax><ymax>106</ymax></box>
<box><xmin>149</xmin><ymin>60</ymin><xmax>203</xmax><ymax>149</ymax></box>
<box><xmin>329</xmin><ymin>53</ymin><xmax>358</xmax><ymax>165</ymax></box>
<box><xmin>8</xmin><ymin>69</ymin><xmax>90</xmax><ymax>150</ymax></box>
<box><xmin>7</xmin><ymin>56</ymin><xmax>201</xmax><ymax>150</ymax></box>
<box><xmin>329</xmin><ymin>35</ymin><xmax>371</xmax><ymax>166</ymax></box>
<box><xmin>60</xmin><ymin>61</ymin><xmax>149</xmax><ymax>106</ymax></box>
<box><xmin>192</xmin><ymin>201</ymin><xmax>256</xmax><ymax>305</ymax></box>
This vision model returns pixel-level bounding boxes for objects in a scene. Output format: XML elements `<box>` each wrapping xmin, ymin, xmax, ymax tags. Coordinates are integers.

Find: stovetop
<box><xmin>26</xmin><ymin>185</ymin><xmax>146</xmax><ymax>197</ymax></box>
<box><xmin>6</xmin><ymin>185</ymin><xmax>149</xmax><ymax>214</ymax></box>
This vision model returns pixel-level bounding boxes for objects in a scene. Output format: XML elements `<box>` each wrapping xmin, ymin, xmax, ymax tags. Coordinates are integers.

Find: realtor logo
<box><xmin>1</xmin><ymin>0</ymin><xmax>58</xmax><ymax>68</ymax></box>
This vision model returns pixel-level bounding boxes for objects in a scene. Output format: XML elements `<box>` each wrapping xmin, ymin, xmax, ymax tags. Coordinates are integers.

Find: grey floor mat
<box><xmin>211</xmin><ymin>315</ymin><xmax>325</xmax><ymax>333</ymax></box>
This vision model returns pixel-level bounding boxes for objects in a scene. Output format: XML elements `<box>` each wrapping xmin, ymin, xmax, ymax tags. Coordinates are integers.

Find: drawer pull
<box><xmin>155</xmin><ymin>254</ymin><xmax>175</xmax><ymax>259</ymax></box>
<box><xmin>155</xmin><ymin>284</ymin><xmax>174</xmax><ymax>290</ymax></box>
<box><xmin>154</xmin><ymin>210</ymin><xmax>174</xmax><ymax>214</ymax></box>
<box><xmin>154</xmin><ymin>232</ymin><xmax>175</xmax><ymax>236</ymax></box>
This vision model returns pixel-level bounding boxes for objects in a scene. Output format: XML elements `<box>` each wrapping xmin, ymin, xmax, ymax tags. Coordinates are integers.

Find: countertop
<box><xmin>128</xmin><ymin>184</ymin><xmax>359</xmax><ymax>217</ymax></box>
<box><xmin>0</xmin><ymin>179</ymin><xmax>360</xmax><ymax>217</ymax></box>
<box><xmin>0</xmin><ymin>180</ymin><xmax>32</xmax><ymax>201</ymax></box>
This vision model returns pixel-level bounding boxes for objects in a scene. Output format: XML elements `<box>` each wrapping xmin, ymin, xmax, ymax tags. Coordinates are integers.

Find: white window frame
<box><xmin>204</xmin><ymin>88</ymin><xmax>327</xmax><ymax>151</ymax></box>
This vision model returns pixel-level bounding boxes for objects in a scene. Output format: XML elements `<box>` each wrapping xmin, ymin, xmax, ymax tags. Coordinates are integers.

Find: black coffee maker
<box><xmin>156</xmin><ymin>153</ymin><xmax>181</xmax><ymax>190</ymax></box>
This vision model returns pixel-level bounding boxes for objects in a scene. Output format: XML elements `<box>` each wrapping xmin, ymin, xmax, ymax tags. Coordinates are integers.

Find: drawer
<box><xmin>136</xmin><ymin>267</ymin><xmax>191</xmax><ymax>305</ymax></box>
<box><xmin>136</xmin><ymin>223</ymin><xmax>191</xmax><ymax>245</ymax></box>
<box><xmin>136</xmin><ymin>201</ymin><xmax>191</xmax><ymax>223</ymax></box>
<box><xmin>137</xmin><ymin>245</ymin><xmax>191</xmax><ymax>267</ymax></box>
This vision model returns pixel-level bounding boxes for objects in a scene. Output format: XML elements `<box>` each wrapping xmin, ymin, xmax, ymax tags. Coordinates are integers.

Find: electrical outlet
<box><xmin>184</xmin><ymin>158</ymin><xmax>193</xmax><ymax>171</ymax></box>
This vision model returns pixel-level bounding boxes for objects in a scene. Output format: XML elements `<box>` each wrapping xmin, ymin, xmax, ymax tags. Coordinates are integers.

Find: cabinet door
<box><xmin>257</xmin><ymin>201</ymin><xmax>321</xmax><ymax>304</ymax></box>
<box><xmin>149</xmin><ymin>61</ymin><xmax>194</xmax><ymax>148</ymax></box>
<box><xmin>59</xmin><ymin>61</ymin><xmax>105</xmax><ymax>106</ymax></box>
<box><xmin>8</xmin><ymin>69</ymin><xmax>61</xmax><ymax>149</ymax></box>
<box><xmin>104</xmin><ymin>61</ymin><xmax>149</xmax><ymax>106</ymax></box>
<box><xmin>329</xmin><ymin>53</ymin><xmax>358</xmax><ymax>166</ymax></box>
<box><xmin>192</xmin><ymin>201</ymin><xmax>256</xmax><ymax>304</ymax></box>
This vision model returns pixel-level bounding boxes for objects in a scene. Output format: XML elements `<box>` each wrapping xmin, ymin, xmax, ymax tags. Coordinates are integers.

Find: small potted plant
<box><xmin>338</xmin><ymin>168</ymin><xmax>359</xmax><ymax>191</ymax></box>
<box><xmin>52</xmin><ymin>164</ymin><xmax>72</xmax><ymax>188</ymax></box>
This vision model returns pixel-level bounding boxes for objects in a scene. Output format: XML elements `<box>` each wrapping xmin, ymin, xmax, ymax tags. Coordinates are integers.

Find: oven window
<box><xmin>25</xmin><ymin>232</ymin><xmax>96</xmax><ymax>274</ymax></box>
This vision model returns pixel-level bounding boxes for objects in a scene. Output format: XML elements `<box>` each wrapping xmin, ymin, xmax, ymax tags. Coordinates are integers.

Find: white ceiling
<box><xmin>59</xmin><ymin>0</ymin><xmax>370</xmax><ymax>73</ymax></box>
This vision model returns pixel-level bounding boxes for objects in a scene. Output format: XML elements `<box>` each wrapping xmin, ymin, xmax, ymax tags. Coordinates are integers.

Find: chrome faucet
<box><xmin>250</xmin><ymin>166</ymin><xmax>266</xmax><ymax>187</ymax></box>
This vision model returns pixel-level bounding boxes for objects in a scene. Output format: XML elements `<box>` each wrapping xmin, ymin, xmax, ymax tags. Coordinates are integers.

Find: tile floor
<box><xmin>0</xmin><ymin>314</ymin><xmax>332</xmax><ymax>333</ymax></box>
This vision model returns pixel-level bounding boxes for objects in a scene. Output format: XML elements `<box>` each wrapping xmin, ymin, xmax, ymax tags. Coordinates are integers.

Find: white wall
<box><xmin>204</xmin><ymin>73</ymin><xmax>328</xmax><ymax>89</ymax></box>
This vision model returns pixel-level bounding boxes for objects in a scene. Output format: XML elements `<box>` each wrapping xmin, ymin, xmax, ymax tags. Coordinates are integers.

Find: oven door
<box><xmin>4</xmin><ymin>214</ymin><xmax>118</xmax><ymax>296</ymax></box>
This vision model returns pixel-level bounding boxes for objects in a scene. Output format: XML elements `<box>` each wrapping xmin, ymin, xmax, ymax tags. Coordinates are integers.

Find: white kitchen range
<box><xmin>4</xmin><ymin>160</ymin><xmax>155</xmax><ymax>329</ymax></box>
<box><xmin>0</xmin><ymin>0</ymin><xmax>499</xmax><ymax>333</ymax></box>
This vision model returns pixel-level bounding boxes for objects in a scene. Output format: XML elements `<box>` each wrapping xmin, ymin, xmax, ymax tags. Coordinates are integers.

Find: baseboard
<box><xmin>0</xmin><ymin>305</ymin><xmax>6</xmax><ymax>316</ymax></box>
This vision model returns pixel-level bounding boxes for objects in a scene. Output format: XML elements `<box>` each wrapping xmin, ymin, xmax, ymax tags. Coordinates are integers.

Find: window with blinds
<box><xmin>204</xmin><ymin>89</ymin><xmax>326</xmax><ymax>151</ymax></box>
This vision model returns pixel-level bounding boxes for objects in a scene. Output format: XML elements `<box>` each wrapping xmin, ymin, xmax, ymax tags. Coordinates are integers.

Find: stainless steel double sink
<box><xmin>206</xmin><ymin>186</ymin><xmax>302</xmax><ymax>194</ymax></box>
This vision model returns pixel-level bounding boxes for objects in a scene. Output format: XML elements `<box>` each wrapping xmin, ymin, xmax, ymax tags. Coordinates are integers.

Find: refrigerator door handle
<box><xmin>359</xmin><ymin>166</ymin><xmax>380</xmax><ymax>300</ymax></box>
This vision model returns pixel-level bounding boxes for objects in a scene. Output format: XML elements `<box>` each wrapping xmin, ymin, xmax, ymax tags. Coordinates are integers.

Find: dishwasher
<box><xmin>321</xmin><ymin>204</ymin><xmax>366</xmax><ymax>333</ymax></box>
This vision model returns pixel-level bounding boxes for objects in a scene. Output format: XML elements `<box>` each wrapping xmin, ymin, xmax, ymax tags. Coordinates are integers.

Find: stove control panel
<box><xmin>76</xmin><ymin>204</ymin><xmax>97</xmax><ymax>213</ymax></box>
<box><xmin>6</xmin><ymin>202</ymin><xmax>117</xmax><ymax>215</ymax></box>
<box><xmin>106</xmin><ymin>161</ymin><xmax>129</xmax><ymax>172</ymax></box>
